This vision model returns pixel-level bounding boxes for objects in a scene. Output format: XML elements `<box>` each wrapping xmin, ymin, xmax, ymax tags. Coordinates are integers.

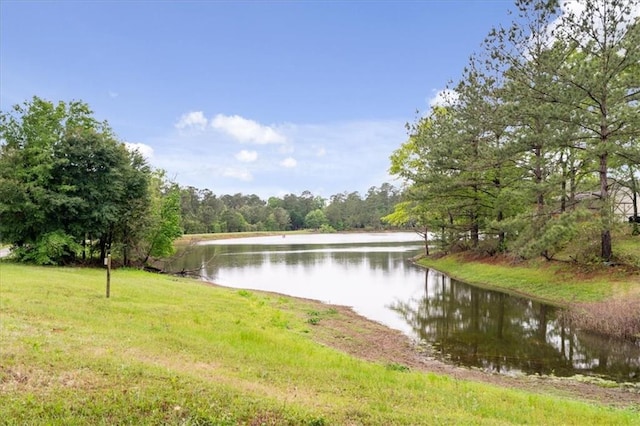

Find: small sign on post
<box><xmin>105</xmin><ymin>254</ymin><xmax>112</xmax><ymax>298</ymax></box>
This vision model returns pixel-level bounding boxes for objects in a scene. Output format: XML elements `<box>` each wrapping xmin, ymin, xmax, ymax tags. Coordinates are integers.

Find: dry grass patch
<box><xmin>562</xmin><ymin>299</ymin><xmax>640</xmax><ymax>340</ymax></box>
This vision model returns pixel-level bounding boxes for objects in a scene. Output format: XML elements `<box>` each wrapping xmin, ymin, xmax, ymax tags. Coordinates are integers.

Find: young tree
<box><xmin>139</xmin><ymin>174</ymin><xmax>183</xmax><ymax>264</ymax></box>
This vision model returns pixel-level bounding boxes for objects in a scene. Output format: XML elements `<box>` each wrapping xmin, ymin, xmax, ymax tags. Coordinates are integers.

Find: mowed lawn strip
<box><xmin>1</xmin><ymin>263</ymin><xmax>638</xmax><ymax>425</ymax></box>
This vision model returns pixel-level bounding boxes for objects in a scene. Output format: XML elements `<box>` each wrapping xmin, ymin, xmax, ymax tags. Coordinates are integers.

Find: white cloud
<box><xmin>175</xmin><ymin>111</ymin><xmax>208</xmax><ymax>130</ymax></box>
<box><xmin>235</xmin><ymin>149</ymin><xmax>258</xmax><ymax>162</ymax></box>
<box><xmin>222</xmin><ymin>167</ymin><xmax>253</xmax><ymax>181</ymax></box>
<box><xmin>280</xmin><ymin>157</ymin><xmax>297</xmax><ymax>168</ymax></box>
<box><xmin>212</xmin><ymin>114</ymin><xmax>286</xmax><ymax>144</ymax></box>
<box><xmin>125</xmin><ymin>142</ymin><xmax>154</xmax><ymax>159</ymax></box>
<box><xmin>428</xmin><ymin>89</ymin><xmax>459</xmax><ymax>108</ymax></box>
<box><xmin>147</xmin><ymin>117</ymin><xmax>406</xmax><ymax>199</ymax></box>
<box><xmin>108</xmin><ymin>91</ymin><xmax>119</xmax><ymax>98</ymax></box>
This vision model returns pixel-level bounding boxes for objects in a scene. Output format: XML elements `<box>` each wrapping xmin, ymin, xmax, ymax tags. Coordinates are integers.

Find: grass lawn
<box><xmin>418</xmin><ymin>248</ymin><xmax>640</xmax><ymax>306</ymax></box>
<box><xmin>1</xmin><ymin>263</ymin><xmax>638</xmax><ymax>424</ymax></box>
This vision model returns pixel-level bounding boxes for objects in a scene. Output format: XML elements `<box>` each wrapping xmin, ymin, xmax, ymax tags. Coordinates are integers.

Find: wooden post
<box><xmin>105</xmin><ymin>253</ymin><xmax>112</xmax><ymax>298</ymax></box>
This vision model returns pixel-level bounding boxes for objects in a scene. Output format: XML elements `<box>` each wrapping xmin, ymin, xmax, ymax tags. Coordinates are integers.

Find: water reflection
<box><xmin>391</xmin><ymin>270</ymin><xmax>640</xmax><ymax>382</ymax></box>
<box><xmin>166</xmin><ymin>234</ymin><xmax>640</xmax><ymax>382</ymax></box>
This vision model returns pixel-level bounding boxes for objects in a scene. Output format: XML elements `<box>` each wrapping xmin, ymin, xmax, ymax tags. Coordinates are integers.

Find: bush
<box><xmin>565</xmin><ymin>220</ymin><xmax>602</xmax><ymax>264</ymax></box>
<box><xmin>13</xmin><ymin>231</ymin><xmax>81</xmax><ymax>265</ymax></box>
<box><xmin>319</xmin><ymin>224</ymin><xmax>336</xmax><ymax>233</ymax></box>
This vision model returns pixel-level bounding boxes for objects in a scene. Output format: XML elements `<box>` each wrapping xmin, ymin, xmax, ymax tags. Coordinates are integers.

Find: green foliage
<box><xmin>0</xmin><ymin>97</ymin><xmax>180</xmax><ymax>266</ymax></box>
<box><xmin>387</xmin><ymin>0</ymin><xmax>640</xmax><ymax>263</ymax></box>
<box><xmin>566</xmin><ymin>220</ymin><xmax>605</xmax><ymax>265</ymax></box>
<box><xmin>502</xmin><ymin>209</ymin><xmax>591</xmax><ymax>261</ymax></box>
<box><xmin>176</xmin><ymin>185</ymin><xmax>401</xmax><ymax>235</ymax></box>
<box><xmin>318</xmin><ymin>223</ymin><xmax>336</xmax><ymax>233</ymax></box>
<box><xmin>385</xmin><ymin>363</ymin><xmax>410</xmax><ymax>372</ymax></box>
<box><xmin>304</xmin><ymin>209</ymin><xmax>329</xmax><ymax>229</ymax></box>
<box><xmin>141</xmin><ymin>177</ymin><xmax>183</xmax><ymax>262</ymax></box>
<box><xmin>12</xmin><ymin>230</ymin><xmax>81</xmax><ymax>265</ymax></box>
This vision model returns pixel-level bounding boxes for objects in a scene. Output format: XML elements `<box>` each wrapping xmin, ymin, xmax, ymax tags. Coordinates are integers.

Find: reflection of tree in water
<box><xmin>330</xmin><ymin>245</ymin><xmax>412</xmax><ymax>273</ymax></box>
<box><xmin>569</xmin><ymin>332</ymin><xmax>640</xmax><ymax>381</ymax></box>
<box><xmin>161</xmin><ymin>244</ymin><xmax>223</xmax><ymax>279</ymax></box>
<box><xmin>172</xmin><ymin>242</ymin><xmax>414</xmax><ymax>279</ymax></box>
<box><xmin>390</xmin><ymin>270</ymin><xmax>640</xmax><ymax>382</ymax></box>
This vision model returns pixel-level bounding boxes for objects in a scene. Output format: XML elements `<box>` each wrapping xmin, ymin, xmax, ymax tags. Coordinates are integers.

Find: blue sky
<box><xmin>1</xmin><ymin>1</ymin><xmax>515</xmax><ymax>199</ymax></box>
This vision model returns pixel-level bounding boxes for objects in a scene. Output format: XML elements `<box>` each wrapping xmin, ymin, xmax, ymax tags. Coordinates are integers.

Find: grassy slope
<box><xmin>418</xmin><ymin>253</ymin><xmax>640</xmax><ymax>306</ymax></box>
<box><xmin>1</xmin><ymin>263</ymin><xmax>638</xmax><ymax>425</ymax></box>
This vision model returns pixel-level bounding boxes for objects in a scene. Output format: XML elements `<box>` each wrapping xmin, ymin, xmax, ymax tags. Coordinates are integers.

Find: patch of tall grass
<box><xmin>561</xmin><ymin>299</ymin><xmax>640</xmax><ymax>340</ymax></box>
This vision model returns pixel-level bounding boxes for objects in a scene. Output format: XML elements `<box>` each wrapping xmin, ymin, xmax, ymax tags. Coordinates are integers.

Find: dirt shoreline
<box><xmin>297</xmin><ymin>297</ymin><xmax>640</xmax><ymax>409</ymax></box>
<box><xmin>199</xmin><ymin>280</ymin><xmax>639</xmax><ymax>409</ymax></box>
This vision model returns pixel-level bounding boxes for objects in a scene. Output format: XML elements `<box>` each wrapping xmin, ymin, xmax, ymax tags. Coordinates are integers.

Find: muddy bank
<box><xmin>301</xmin><ymin>300</ymin><xmax>639</xmax><ymax>408</ymax></box>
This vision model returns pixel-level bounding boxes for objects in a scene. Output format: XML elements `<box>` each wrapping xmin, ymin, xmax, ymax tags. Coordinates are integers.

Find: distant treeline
<box><xmin>178</xmin><ymin>182</ymin><xmax>403</xmax><ymax>234</ymax></box>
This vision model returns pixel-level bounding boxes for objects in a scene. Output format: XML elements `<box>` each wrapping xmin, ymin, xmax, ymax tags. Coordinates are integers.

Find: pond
<box><xmin>165</xmin><ymin>232</ymin><xmax>640</xmax><ymax>383</ymax></box>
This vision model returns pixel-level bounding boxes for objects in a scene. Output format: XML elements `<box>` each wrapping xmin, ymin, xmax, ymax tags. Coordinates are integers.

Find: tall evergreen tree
<box><xmin>551</xmin><ymin>0</ymin><xmax>640</xmax><ymax>260</ymax></box>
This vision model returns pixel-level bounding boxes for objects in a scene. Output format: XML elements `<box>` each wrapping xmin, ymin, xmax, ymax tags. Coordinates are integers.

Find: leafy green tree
<box><xmin>267</xmin><ymin>207</ymin><xmax>291</xmax><ymax>231</ymax></box>
<box><xmin>0</xmin><ymin>97</ymin><xmax>166</xmax><ymax>265</ymax></box>
<box><xmin>138</xmin><ymin>174</ymin><xmax>183</xmax><ymax>264</ymax></box>
<box><xmin>281</xmin><ymin>192</ymin><xmax>318</xmax><ymax>230</ymax></box>
<box><xmin>363</xmin><ymin>184</ymin><xmax>401</xmax><ymax>229</ymax></box>
<box><xmin>324</xmin><ymin>192</ymin><xmax>348</xmax><ymax>230</ymax></box>
<box><xmin>383</xmin><ymin>199</ymin><xmax>432</xmax><ymax>255</ymax></box>
<box><xmin>179</xmin><ymin>186</ymin><xmax>205</xmax><ymax>234</ymax></box>
<box><xmin>220</xmin><ymin>209</ymin><xmax>249</xmax><ymax>232</ymax></box>
<box><xmin>304</xmin><ymin>209</ymin><xmax>329</xmax><ymax>230</ymax></box>
<box><xmin>389</xmin><ymin>107</ymin><xmax>463</xmax><ymax>252</ymax></box>
<box><xmin>483</xmin><ymin>1</ymin><xmax>576</xmax><ymax>257</ymax></box>
<box><xmin>0</xmin><ymin>97</ymin><xmax>97</xmax><ymax>252</ymax></box>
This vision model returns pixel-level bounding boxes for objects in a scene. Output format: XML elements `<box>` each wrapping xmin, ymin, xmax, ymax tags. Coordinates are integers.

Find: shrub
<box><xmin>13</xmin><ymin>231</ymin><xmax>81</xmax><ymax>265</ymax></box>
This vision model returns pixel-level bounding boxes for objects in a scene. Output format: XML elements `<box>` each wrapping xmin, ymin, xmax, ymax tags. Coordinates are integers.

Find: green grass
<box><xmin>1</xmin><ymin>263</ymin><xmax>638</xmax><ymax>424</ymax></box>
<box><xmin>417</xmin><ymin>255</ymin><xmax>626</xmax><ymax>305</ymax></box>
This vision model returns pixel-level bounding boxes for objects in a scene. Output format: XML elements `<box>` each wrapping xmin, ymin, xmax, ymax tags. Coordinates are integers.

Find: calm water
<box><xmin>166</xmin><ymin>233</ymin><xmax>640</xmax><ymax>382</ymax></box>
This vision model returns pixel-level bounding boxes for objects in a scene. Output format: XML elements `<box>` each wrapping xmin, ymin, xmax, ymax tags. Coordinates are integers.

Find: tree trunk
<box><xmin>600</xmin><ymin>152</ymin><xmax>612</xmax><ymax>261</ymax></box>
<box><xmin>560</xmin><ymin>152</ymin><xmax>567</xmax><ymax>213</ymax></box>
<box><xmin>534</xmin><ymin>144</ymin><xmax>544</xmax><ymax>215</ymax></box>
<box><xmin>630</xmin><ymin>168</ymin><xmax>638</xmax><ymax>235</ymax></box>
<box><xmin>471</xmin><ymin>183</ymin><xmax>480</xmax><ymax>248</ymax></box>
<box><xmin>497</xmin><ymin>210</ymin><xmax>505</xmax><ymax>251</ymax></box>
<box><xmin>99</xmin><ymin>237</ymin><xmax>107</xmax><ymax>263</ymax></box>
<box><xmin>423</xmin><ymin>226</ymin><xmax>429</xmax><ymax>256</ymax></box>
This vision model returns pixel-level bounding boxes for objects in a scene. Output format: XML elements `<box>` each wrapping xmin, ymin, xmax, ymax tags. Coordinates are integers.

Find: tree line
<box><xmin>177</xmin><ymin>183</ymin><xmax>402</xmax><ymax>234</ymax></box>
<box><xmin>0</xmin><ymin>97</ymin><xmax>404</xmax><ymax>266</ymax></box>
<box><xmin>386</xmin><ymin>0</ymin><xmax>639</xmax><ymax>263</ymax></box>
